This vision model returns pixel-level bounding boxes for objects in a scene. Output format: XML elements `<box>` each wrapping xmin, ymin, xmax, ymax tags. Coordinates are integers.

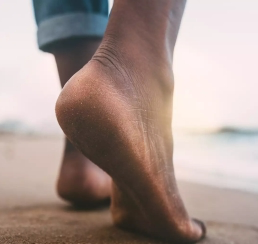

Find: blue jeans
<box><xmin>32</xmin><ymin>0</ymin><xmax>109</xmax><ymax>52</ymax></box>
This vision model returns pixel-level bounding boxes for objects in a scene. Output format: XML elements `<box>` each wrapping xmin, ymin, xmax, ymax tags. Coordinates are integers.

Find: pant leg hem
<box><xmin>37</xmin><ymin>12</ymin><xmax>108</xmax><ymax>52</ymax></box>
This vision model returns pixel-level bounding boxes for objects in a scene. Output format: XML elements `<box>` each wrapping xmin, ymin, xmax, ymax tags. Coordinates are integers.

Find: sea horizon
<box><xmin>1</xmin><ymin>119</ymin><xmax>258</xmax><ymax>195</ymax></box>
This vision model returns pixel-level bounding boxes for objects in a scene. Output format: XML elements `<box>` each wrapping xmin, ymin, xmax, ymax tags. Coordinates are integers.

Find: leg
<box><xmin>56</xmin><ymin>0</ymin><xmax>206</xmax><ymax>242</ymax></box>
<box><xmin>32</xmin><ymin>0</ymin><xmax>111</xmax><ymax>207</ymax></box>
<box><xmin>54</xmin><ymin>38</ymin><xmax>111</xmax><ymax>207</ymax></box>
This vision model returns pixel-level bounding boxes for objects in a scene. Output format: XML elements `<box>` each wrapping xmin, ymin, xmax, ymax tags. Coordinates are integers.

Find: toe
<box><xmin>192</xmin><ymin>218</ymin><xmax>206</xmax><ymax>242</ymax></box>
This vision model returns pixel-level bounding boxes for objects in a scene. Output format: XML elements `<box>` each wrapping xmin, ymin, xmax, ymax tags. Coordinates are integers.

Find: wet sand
<box><xmin>0</xmin><ymin>135</ymin><xmax>258</xmax><ymax>243</ymax></box>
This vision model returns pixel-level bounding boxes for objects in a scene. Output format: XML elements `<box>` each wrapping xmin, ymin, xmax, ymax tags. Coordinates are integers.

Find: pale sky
<box><xmin>0</xmin><ymin>0</ymin><xmax>258</xmax><ymax>132</ymax></box>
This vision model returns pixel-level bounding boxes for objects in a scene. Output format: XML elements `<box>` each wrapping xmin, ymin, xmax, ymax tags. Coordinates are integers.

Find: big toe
<box><xmin>191</xmin><ymin>218</ymin><xmax>206</xmax><ymax>242</ymax></box>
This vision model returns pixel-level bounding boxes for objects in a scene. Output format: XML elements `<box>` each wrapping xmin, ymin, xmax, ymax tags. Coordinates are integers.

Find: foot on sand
<box><xmin>56</xmin><ymin>0</ymin><xmax>206</xmax><ymax>242</ymax></box>
<box><xmin>53</xmin><ymin>38</ymin><xmax>112</xmax><ymax>208</ymax></box>
<box><xmin>57</xmin><ymin>139</ymin><xmax>111</xmax><ymax>208</ymax></box>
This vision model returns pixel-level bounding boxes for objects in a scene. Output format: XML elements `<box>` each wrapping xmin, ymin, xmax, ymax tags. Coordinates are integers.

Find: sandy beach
<box><xmin>0</xmin><ymin>135</ymin><xmax>257</xmax><ymax>243</ymax></box>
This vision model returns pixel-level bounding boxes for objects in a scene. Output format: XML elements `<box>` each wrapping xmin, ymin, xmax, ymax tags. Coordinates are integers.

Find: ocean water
<box><xmin>1</xmin><ymin>120</ymin><xmax>258</xmax><ymax>194</ymax></box>
<box><xmin>174</xmin><ymin>129</ymin><xmax>258</xmax><ymax>194</ymax></box>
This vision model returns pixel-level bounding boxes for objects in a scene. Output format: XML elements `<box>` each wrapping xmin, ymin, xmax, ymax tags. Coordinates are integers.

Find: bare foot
<box><xmin>57</xmin><ymin>139</ymin><xmax>111</xmax><ymax>208</ymax></box>
<box><xmin>56</xmin><ymin>0</ymin><xmax>206</xmax><ymax>242</ymax></box>
<box><xmin>53</xmin><ymin>38</ymin><xmax>112</xmax><ymax>208</ymax></box>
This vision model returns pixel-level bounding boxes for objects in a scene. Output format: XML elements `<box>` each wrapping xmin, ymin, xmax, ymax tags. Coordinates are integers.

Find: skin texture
<box><xmin>53</xmin><ymin>38</ymin><xmax>112</xmax><ymax>207</ymax></box>
<box><xmin>56</xmin><ymin>0</ymin><xmax>206</xmax><ymax>242</ymax></box>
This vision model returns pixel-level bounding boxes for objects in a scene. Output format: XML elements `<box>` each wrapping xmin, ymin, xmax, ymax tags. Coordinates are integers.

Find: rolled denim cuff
<box><xmin>37</xmin><ymin>12</ymin><xmax>108</xmax><ymax>52</ymax></box>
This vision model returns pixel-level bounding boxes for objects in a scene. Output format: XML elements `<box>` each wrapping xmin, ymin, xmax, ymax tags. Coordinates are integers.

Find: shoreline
<box><xmin>1</xmin><ymin>133</ymin><xmax>258</xmax><ymax>195</ymax></box>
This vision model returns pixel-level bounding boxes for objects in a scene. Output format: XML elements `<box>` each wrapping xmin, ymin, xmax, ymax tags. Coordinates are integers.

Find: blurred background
<box><xmin>1</xmin><ymin>0</ymin><xmax>258</xmax><ymax>196</ymax></box>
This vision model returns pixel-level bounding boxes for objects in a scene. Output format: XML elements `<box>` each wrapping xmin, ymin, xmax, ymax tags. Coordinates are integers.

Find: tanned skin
<box><xmin>56</xmin><ymin>0</ymin><xmax>206</xmax><ymax>242</ymax></box>
<box><xmin>53</xmin><ymin>38</ymin><xmax>111</xmax><ymax>207</ymax></box>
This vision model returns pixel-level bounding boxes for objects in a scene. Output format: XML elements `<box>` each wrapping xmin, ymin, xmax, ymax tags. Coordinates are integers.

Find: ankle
<box><xmin>110</xmin><ymin>4</ymin><xmax>170</xmax><ymax>56</ymax></box>
<box><xmin>109</xmin><ymin>1</ymin><xmax>187</xmax><ymax>62</ymax></box>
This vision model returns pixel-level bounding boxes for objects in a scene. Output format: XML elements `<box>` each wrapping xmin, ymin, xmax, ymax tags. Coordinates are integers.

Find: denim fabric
<box><xmin>32</xmin><ymin>0</ymin><xmax>109</xmax><ymax>52</ymax></box>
